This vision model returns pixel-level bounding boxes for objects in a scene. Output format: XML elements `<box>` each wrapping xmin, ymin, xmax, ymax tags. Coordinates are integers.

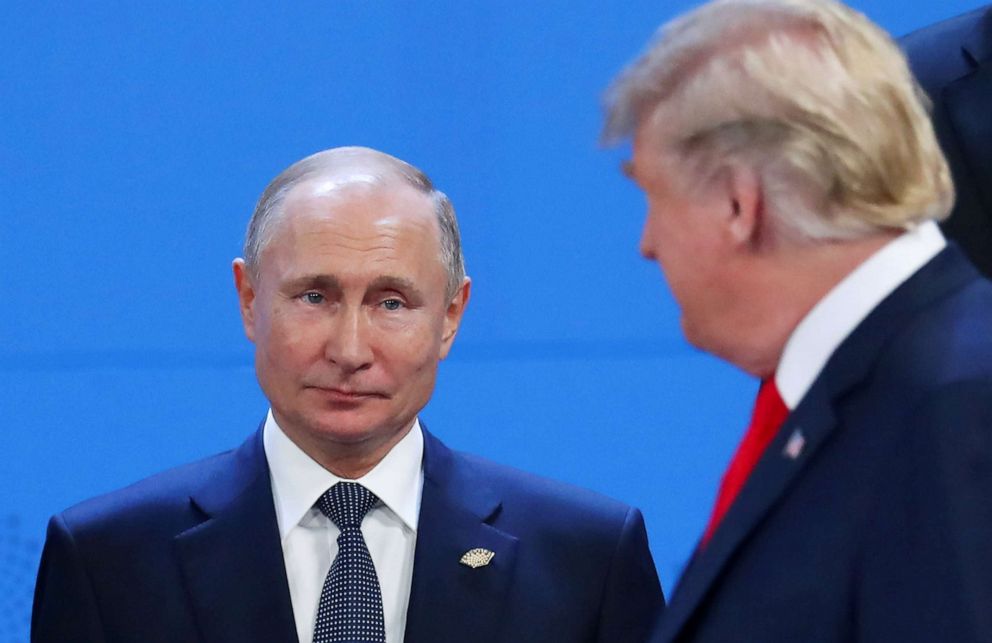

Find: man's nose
<box><xmin>639</xmin><ymin>215</ymin><xmax>657</xmax><ymax>260</ymax></box>
<box><xmin>325</xmin><ymin>308</ymin><xmax>374</xmax><ymax>373</ymax></box>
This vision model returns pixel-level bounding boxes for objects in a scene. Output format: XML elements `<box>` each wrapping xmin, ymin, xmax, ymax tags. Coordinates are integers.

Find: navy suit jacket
<box><xmin>653</xmin><ymin>246</ymin><xmax>992</xmax><ymax>642</ymax></box>
<box><xmin>903</xmin><ymin>6</ymin><xmax>992</xmax><ymax>277</ymax></box>
<box><xmin>33</xmin><ymin>427</ymin><xmax>664</xmax><ymax>642</ymax></box>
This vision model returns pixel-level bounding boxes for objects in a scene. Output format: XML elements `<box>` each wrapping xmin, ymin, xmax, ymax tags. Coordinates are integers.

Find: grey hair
<box><xmin>602</xmin><ymin>0</ymin><xmax>953</xmax><ymax>241</ymax></box>
<box><xmin>243</xmin><ymin>147</ymin><xmax>466</xmax><ymax>298</ymax></box>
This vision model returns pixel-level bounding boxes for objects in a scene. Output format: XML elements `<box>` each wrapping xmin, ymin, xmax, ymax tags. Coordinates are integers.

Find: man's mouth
<box><xmin>309</xmin><ymin>386</ymin><xmax>385</xmax><ymax>402</ymax></box>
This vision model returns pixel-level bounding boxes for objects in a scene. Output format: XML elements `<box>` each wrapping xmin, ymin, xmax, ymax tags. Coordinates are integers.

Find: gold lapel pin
<box><xmin>459</xmin><ymin>548</ymin><xmax>495</xmax><ymax>568</ymax></box>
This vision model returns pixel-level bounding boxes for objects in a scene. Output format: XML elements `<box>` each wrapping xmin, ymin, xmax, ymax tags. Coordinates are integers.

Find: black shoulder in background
<box><xmin>901</xmin><ymin>5</ymin><xmax>992</xmax><ymax>89</ymax></box>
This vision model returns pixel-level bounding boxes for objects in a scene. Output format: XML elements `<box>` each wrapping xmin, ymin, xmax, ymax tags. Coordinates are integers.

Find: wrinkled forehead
<box><xmin>274</xmin><ymin>175</ymin><xmax>441</xmax><ymax>247</ymax></box>
<box><xmin>258</xmin><ymin>178</ymin><xmax>448</xmax><ymax>295</ymax></box>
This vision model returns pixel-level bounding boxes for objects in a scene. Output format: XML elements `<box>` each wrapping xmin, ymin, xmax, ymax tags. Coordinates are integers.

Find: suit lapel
<box><xmin>175</xmin><ymin>428</ymin><xmax>299</xmax><ymax>643</ymax></box>
<box><xmin>658</xmin><ymin>385</ymin><xmax>840</xmax><ymax>641</ymax></box>
<box><xmin>404</xmin><ymin>429</ymin><xmax>519</xmax><ymax>643</ymax></box>
<box><xmin>657</xmin><ymin>248</ymin><xmax>980</xmax><ymax>642</ymax></box>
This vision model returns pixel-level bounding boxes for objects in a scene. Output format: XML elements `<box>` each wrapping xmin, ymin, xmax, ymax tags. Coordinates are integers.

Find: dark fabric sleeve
<box><xmin>595</xmin><ymin>507</ymin><xmax>666</xmax><ymax>643</ymax></box>
<box><xmin>31</xmin><ymin>513</ymin><xmax>107</xmax><ymax>643</ymax></box>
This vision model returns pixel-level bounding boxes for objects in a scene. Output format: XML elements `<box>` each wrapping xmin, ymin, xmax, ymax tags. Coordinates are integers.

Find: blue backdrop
<box><xmin>2</xmin><ymin>1</ymin><xmax>983</xmax><ymax>640</ymax></box>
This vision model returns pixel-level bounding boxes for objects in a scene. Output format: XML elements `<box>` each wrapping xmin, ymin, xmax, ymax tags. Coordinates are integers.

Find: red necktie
<box><xmin>701</xmin><ymin>378</ymin><xmax>789</xmax><ymax>546</ymax></box>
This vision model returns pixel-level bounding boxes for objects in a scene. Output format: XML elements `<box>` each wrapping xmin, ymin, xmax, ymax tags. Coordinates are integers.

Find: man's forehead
<box><xmin>627</xmin><ymin>125</ymin><xmax>659</xmax><ymax>183</ymax></box>
<box><xmin>287</xmin><ymin>151</ymin><xmax>414</xmax><ymax>195</ymax></box>
<box><xmin>286</xmin><ymin>172</ymin><xmax>386</xmax><ymax>204</ymax></box>
<box><xmin>281</xmin><ymin>175</ymin><xmax>433</xmax><ymax>223</ymax></box>
<box><xmin>632</xmin><ymin>114</ymin><xmax>683</xmax><ymax>169</ymax></box>
<box><xmin>304</xmin><ymin>172</ymin><xmax>381</xmax><ymax>197</ymax></box>
<box><xmin>270</xmin><ymin>178</ymin><xmax>440</xmax><ymax>255</ymax></box>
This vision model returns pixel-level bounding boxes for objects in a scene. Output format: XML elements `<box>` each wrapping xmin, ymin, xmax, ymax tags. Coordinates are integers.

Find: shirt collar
<box><xmin>263</xmin><ymin>410</ymin><xmax>424</xmax><ymax>541</ymax></box>
<box><xmin>776</xmin><ymin>221</ymin><xmax>946</xmax><ymax>410</ymax></box>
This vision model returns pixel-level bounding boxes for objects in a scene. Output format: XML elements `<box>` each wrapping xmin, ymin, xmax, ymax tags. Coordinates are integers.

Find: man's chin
<box><xmin>307</xmin><ymin>412</ymin><xmax>414</xmax><ymax>447</ymax></box>
<box><xmin>310</xmin><ymin>419</ymin><xmax>385</xmax><ymax>445</ymax></box>
<box><xmin>679</xmin><ymin>316</ymin><xmax>707</xmax><ymax>351</ymax></box>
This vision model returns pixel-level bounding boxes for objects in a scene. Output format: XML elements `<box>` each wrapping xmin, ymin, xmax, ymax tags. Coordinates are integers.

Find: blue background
<box><xmin>2</xmin><ymin>2</ymin><xmax>984</xmax><ymax>640</ymax></box>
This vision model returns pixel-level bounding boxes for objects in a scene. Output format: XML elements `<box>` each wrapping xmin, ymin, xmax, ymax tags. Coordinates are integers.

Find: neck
<box><xmin>724</xmin><ymin>232</ymin><xmax>897</xmax><ymax>378</ymax></box>
<box><xmin>277</xmin><ymin>416</ymin><xmax>416</xmax><ymax>479</ymax></box>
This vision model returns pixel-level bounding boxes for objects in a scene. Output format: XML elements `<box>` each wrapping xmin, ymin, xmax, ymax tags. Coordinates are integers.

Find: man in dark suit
<box><xmin>32</xmin><ymin>147</ymin><xmax>664</xmax><ymax>642</ymax></box>
<box><xmin>903</xmin><ymin>5</ymin><xmax>992</xmax><ymax>277</ymax></box>
<box><xmin>602</xmin><ymin>0</ymin><xmax>992</xmax><ymax>640</ymax></box>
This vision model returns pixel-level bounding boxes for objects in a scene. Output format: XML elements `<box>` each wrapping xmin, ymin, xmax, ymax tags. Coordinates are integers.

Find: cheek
<box><xmin>375</xmin><ymin>315</ymin><xmax>443</xmax><ymax>371</ymax></box>
<box><xmin>261</xmin><ymin>308</ymin><xmax>328</xmax><ymax>371</ymax></box>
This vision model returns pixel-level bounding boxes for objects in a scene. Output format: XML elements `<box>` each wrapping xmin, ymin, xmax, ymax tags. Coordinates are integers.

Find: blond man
<box><xmin>604</xmin><ymin>0</ymin><xmax>992</xmax><ymax>640</ymax></box>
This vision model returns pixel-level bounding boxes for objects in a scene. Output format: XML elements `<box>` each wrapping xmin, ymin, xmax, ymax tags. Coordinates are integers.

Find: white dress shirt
<box><xmin>263</xmin><ymin>411</ymin><xmax>424</xmax><ymax>643</ymax></box>
<box><xmin>776</xmin><ymin>221</ymin><xmax>946</xmax><ymax>410</ymax></box>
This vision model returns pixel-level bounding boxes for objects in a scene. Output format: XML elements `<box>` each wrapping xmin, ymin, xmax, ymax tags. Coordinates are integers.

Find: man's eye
<box><xmin>381</xmin><ymin>298</ymin><xmax>403</xmax><ymax>311</ymax></box>
<box><xmin>302</xmin><ymin>292</ymin><xmax>324</xmax><ymax>304</ymax></box>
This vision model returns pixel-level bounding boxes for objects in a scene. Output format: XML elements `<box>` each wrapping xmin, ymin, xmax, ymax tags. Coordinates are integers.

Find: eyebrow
<box><xmin>282</xmin><ymin>273</ymin><xmax>425</xmax><ymax>300</ymax></box>
<box><xmin>283</xmin><ymin>274</ymin><xmax>343</xmax><ymax>294</ymax></box>
<box><xmin>368</xmin><ymin>275</ymin><xmax>420</xmax><ymax>296</ymax></box>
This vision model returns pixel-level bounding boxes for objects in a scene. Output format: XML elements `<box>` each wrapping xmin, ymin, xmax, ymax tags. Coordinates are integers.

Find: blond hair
<box><xmin>603</xmin><ymin>0</ymin><xmax>953</xmax><ymax>240</ymax></box>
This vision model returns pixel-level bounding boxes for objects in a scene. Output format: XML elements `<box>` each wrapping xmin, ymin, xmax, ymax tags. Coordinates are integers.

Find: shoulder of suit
<box><xmin>871</xmin><ymin>274</ymin><xmax>992</xmax><ymax>391</ymax></box>
<box><xmin>901</xmin><ymin>6</ymin><xmax>990</xmax><ymax>87</ymax></box>
<box><xmin>450</xmin><ymin>448</ymin><xmax>636</xmax><ymax>521</ymax></box>
<box><xmin>56</xmin><ymin>446</ymin><xmax>242</xmax><ymax>536</ymax></box>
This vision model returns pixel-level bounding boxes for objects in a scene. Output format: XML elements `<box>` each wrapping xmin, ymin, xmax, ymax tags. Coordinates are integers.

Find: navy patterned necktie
<box><xmin>313</xmin><ymin>482</ymin><xmax>386</xmax><ymax>643</ymax></box>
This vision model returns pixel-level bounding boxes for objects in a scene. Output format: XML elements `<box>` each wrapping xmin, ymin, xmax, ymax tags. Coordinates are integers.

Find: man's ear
<box><xmin>439</xmin><ymin>277</ymin><xmax>471</xmax><ymax>360</ymax></box>
<box><xmin>725</xmin><ymin>164</ymin><xmax>765</xmax><ymax>247</ymax></box>
<box><xmin>232</xmin><ymin>258</ymin><xmax>257</xmax><ymax>342</ymax></box>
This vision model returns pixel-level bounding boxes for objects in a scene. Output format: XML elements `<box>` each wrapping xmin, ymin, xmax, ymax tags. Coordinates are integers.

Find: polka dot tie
<box><xmin>313</xmin><ymin>482</ymin><xmax>386</xmax><ymax>643</ymax></box>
